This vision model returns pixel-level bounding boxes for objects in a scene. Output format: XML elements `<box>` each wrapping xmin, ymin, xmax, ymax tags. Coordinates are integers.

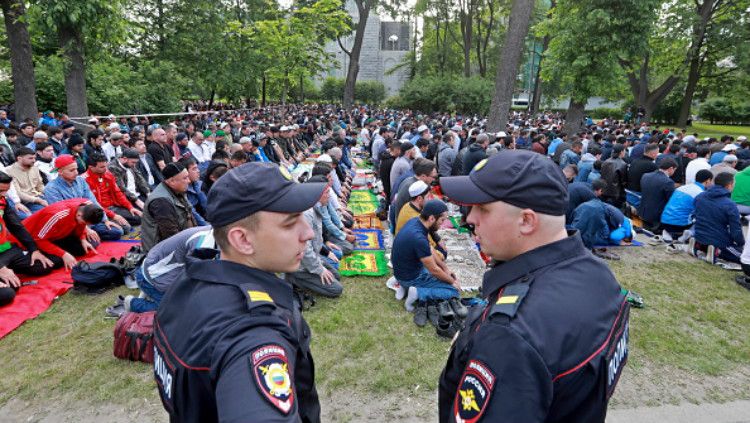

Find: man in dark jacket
<box><xmin>108</xmin><ymin>148</ymin><xmax>150</xmax><ymax>207</ymax></box>
<box><xmin>379</xmin><ymin>140</ymin><xmax>399</xmax><ymax>202</ymax></box>
<box><xmin>566</xmin><ymin>179</ymin><xmax>606</xmax><ymax>225</ymax></box>
<box><xmin>638</xmin><ymin>158</ymin><xmax>677</xmax><ymax>232</ymax></box>
<box><xmin>694</xmin><ymin>172</ymin><xmax>744</xmax><ymax>263</ymax></box>
<box><xmin>462</xmin><ymin>133</ymin><xmax>489</xmax><ymax>174</ymax></box>
<box><xmin>627</xmin><ymin>143</ymin><xmax>659</xmax><ymax>193</ymax></box>
<box><xmin>601</xmin><ymin>144</ymin><xmax>628</xmax><ymax>207</ymax></box>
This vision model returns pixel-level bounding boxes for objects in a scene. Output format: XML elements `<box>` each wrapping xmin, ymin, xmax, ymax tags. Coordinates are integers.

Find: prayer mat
<box><xmin>350</xmin><ymin>201</ymin><xmax>379</xmax><ymax>216</ymax></box>
<box><xmin>352</xmin><ymin>229</ymin><xmax>385</xmax><ymax>250</ymax></box>
<box><xmin>438</xmin><ymin>229</ymin><xmax>485</xmax><ymax>291</ymax></box>
<box><xmin>120</xmin><ymin>227</ymin><xmax>142</xmax><ymax>241</ymax></box>
<box><xmin>596</xmin><ymin>240</ymin><xmax>644</xmax><ymax>247</ymax></box>
<box><xmin>0</xmin><ymin>241</ymin><xmax>137</xmax><ymax>339</ymax></box>
<box><xmin>349</xmin><ymin>189</ymin><xmax>379</xmax><ymax>203</ymax></box>
<box><xmin>339</xmin><ymin>250</ymin><xmax>389</xmax><ymax>277</ymax></box>
<box><xmin>449</xmin><ymin>216</ymin><xmax>470</xmax><ymax>234</ymax></box>
<box><xmin>354</xmin><ymin>214</ymin><xmax>384</xmax><ymax>230</ymax></box>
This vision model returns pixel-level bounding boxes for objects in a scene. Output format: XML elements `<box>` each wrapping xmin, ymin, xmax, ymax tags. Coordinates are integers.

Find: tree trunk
<box><xmin>487</xmin><ymin>0</ymin><xmax>535</xmax><ymax>132</ymax></box>
<box><xmin>563</xmin><ymin>98</ymin><xmax>585</xmax><ymax>135</ymax></box>
<box><xmin>342</xmin><ymin>0</ymin><xmax>371</xmax><ymax>109</ymax></box>
<box><xmin>1</xmin><ymin>0</ymin><xmax>37</xmax><ymax>123</ymax></box>
<box><xmin>261</xmin><ymin>73</ymin><xmax>267</xmax><ymax>107</ymax></box>
<box><xmin>299</xmin><ymin>74</ymin><xmax>304</xmax><ymax>104</ymax></box>
<box><xmin>58</xmin><ymin>24</ymin><xmax>89</xmax><ymax>118</ymax></box>
<box><xmin>676</xmin><ymin>54</ymin><xmax>702</xmax><ymax>127</ymax></box>
<box><xmin>677</xmin><ymin>0</ymin><xmax>714</xmax><ymax>127</ymax></box>
<box><xmin>208</xmin><ymin>88</ymin><xmax>215</xmax><ymax>109</ymax></box>
<box><xmin>460</xmin><ymin>6</ymin><xmax>473</xmax><ymax>77</ymax></box>
<box><xmin>530</xmin><ymin>35</ymin><xmax>549</xmax><ymax>114</ymax></box>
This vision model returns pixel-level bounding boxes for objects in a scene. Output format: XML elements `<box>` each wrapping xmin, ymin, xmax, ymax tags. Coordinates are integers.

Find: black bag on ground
<box><xmin>71</xmin><ymin>261</ymin><xmax>126</xmax><ymax>294</ymax></box>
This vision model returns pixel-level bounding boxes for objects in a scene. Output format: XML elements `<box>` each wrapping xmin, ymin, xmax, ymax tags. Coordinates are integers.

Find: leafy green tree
<box><xmin>34</xmin><ymin>0</ymin><xmax>127</xmax><ymax>117</ymax></box>
<box><xmin>539</xmin><ymin>0</ymin><xmax>660</xmax><ymax>133</ymax></box>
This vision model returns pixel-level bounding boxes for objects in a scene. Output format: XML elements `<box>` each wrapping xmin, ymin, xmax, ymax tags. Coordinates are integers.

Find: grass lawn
<box><xmin>1</xmin><ymin>246</ymin><xmax>749</xmax><ymax>418</ymax></box>
<box><xmin>654</xmin><ymin>122</ymin><xmax>750</xmax><ymax>140</ymax></box>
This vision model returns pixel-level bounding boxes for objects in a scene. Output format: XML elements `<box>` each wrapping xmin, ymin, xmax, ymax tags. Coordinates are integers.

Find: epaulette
<box><xmin>490</xmin><ymin>281</ymin><xmax>530</xmax><ymax>319</ymax></box>
<box><xmin>240</xmin><ymin>283</ymin><xmax>277</xmax><ymax>312</ymax></box>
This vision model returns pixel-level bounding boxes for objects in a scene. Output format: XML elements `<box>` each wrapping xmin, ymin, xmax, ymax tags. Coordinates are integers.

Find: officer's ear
<box><xmin>518</xmin><ymin>209</ymin><xmax>539</xmax><ymax>236</ymax></box>
<box><xmin>226</xmin><ymin>225</ymin><xmax>256</xmax><ymax>256</ymax></box>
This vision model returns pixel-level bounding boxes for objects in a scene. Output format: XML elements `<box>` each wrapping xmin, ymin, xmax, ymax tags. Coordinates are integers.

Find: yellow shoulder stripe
<box><xmin>496</xmin><ymin>295</ymin><xmax>518</xmax><ymax>305</ymax></box>
<box><xmin>248</xmin><ymin>290</ymin><xmax>273</xmax><ymax>303</ymax></box>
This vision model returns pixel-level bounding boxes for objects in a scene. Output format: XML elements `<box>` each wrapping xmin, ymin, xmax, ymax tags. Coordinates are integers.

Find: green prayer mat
<box><xmin>339</xmin><ymin>250</ymin><xmax>389</xmax><ymax>277</ymax></box>
<box><xmin>449</xmin><ymin>216</ymin><xmax>470</xmax><ymax>234</ymax></box>
<box><xmin>349</xmin><ymin>189</ymin><xmax>379</xmax><ymax>203</ymax></box>
<box><xmin>350</xmin><ymin>201</ymin><xmax>379</xmax><ymax>216</ymax></box>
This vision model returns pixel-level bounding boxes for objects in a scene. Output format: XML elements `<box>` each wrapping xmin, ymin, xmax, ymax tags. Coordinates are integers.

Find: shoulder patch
<box><xmin>490</xmin><ymin>282</ymin><xmax>530</xmax><ymax>319</ymax></box>
<box><xmin>453</xmin><ymin>359</ymin><xmax>495</xmax><ymax>423</ymax></box>
<box><xmin>250</xmin><ymin>344</ymin><xmax>295</xmax><ymax>415</ymax></box>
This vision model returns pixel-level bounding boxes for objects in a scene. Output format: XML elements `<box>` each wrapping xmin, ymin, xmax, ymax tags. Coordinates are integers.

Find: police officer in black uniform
<box><xmin>438</xmin><ymin>150</ymin><xmax>629</xmax><ymax>423</ymax></box>
<box><xmin>154</xmin><ymin>162</ymin><xmax>327</xmax><ymax>423</ymax></box>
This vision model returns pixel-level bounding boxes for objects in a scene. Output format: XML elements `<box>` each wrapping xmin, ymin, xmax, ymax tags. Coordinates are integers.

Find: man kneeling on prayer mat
<box><xmin>0</xmin><ymin>171</ymin><xmax>59</xmax><ymax>307</ymax></box>
<box><xmin>394</xmin><ymin>180</ymin><xmax>447</xmax><ymax>260</ymax></box>
<box><xmin>23</xmin><ymin>198</ymin><xmax>105</xmax><ymax>270</ymax></box>
<box><xmin>391</xmin><ymin>199</ymin><xmax>464</xmax><ymax>315</ymax></box>
<box><xmin>285</xmin><ymin>175</ymin><xmax>343</xmax><ymax>298</ymax></box>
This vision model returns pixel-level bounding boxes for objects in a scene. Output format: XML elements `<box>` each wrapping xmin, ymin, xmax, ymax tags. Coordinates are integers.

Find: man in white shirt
<box><xmin>188</xmin><ymin>131</ymin><xmax>207</xmax><ymax>163</ymax></box>
<box><xmin>102</xmin><ymin>132</ymin><xmax>124</xmax><ymax>161</ymax></box>
<box><xmin>685</xmin><ymin>146</ymin><xmax>712</xmax><ymax>185</ymax></box>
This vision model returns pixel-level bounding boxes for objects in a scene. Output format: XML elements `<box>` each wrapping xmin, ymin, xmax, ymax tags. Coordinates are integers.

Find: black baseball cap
<box><xmin>206</xmin><ymin>162</ymin><xmax>326</xmax><ymax>227</ymax></box>
<box><xmin>440</xmin><ymin>150</ymin><xmax>569</xmax><ymax>216</ymax></box>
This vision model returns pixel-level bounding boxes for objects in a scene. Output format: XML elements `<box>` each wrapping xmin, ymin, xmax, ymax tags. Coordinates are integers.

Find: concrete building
<box><xmin>320</xmin><ymin>0</ymin><xmax>411</xmax><ymax>97</ymax></box>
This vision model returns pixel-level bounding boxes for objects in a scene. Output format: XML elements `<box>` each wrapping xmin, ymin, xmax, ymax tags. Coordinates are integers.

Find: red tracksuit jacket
<box><xmin>83</xmin><ymin>170</ymin><xmax>132</xmax><ymax>212</ymax></box>
<box><xmin>23</xmin><ymin>198</ymin><xmax>90</xmax><ymax>257</ymax></box>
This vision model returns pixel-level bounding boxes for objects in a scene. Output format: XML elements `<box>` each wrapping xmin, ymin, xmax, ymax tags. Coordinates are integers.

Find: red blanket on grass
<box><xmin>0</xmin><ymin>242</ymin><xmax>136</xmax><ymax>339</ymax></box>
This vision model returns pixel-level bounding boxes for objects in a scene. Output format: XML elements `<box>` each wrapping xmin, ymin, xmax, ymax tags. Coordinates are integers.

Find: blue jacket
<box><xmin>571</xmin><ymin>199</ymin><xmax>609</xmax><ymax>248</ymax></box>
<box><xmin>638</xmin><ymin>170</ymin><xmax>675</xmax><ymax>224</ymax></box>
<box><xmin>660</xmin><ymin>182</ymin><xmax>705</xmax><ymax>226</ymax></box>
<box><xmin>694</xmin><ymin>186</ymin><xmax>745</xmax><ymax>249</ymax></box>
<box><xmin>566</xmin><ymin>182</ymin><xmax>595</xmax><ymax>224</ymax></box>
<box><xmin>559</xmin><ymin>149</ymin><xmax>580</xmax><ymax>168</ymax></box>
<box><xmin>576</xmin><ymin>153</ymin><xmax>597</xmax><ymax>182</ymax></box>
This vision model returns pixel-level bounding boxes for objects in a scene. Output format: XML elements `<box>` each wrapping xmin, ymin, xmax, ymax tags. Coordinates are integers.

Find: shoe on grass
<box><xmin>688</xmin><ymin>237</ymin><xmax>696</xmax><ymax>257</ymax></box>
<box><xmin>427</xmin><ymin>302</ymin><xmax>440</xmax><ymax>327</ymax></box>
<box><xmin>404</xmin><ymin>286</ymin><xmax>419</xmax><ymax>312</ymax></box>
<box><xmin>436</xmin><ymin>316</ymin><xmax>463</xmax><ymax>339</ymax></box>
<box><xmin>677</xmin><ymin>230</ymin><xmax>692</xmax><ymax>244</ymax></box>
<box><xmin>449</xmin><ymin>297</ymin><xmax>468</xmax><ymax>318</ymax></box>
<box><xmin>437</xmin><ymin>300</ymin><xmax>455</xmax><ymax>319</ymax></box>
<box><xmin>593</xmin><ymin>248</ymin><xmax>620</xmax><ymax>261</ymax></box>
<box><xmin>385</xmin><ymin>276</ymin><xmax>397</xmax><ymax>290</ymax></box>
<box><xmin>705</xmin><ymin>245</ymin><xmax>716</xmax><ymax>264</ymax></box>
<box><xmin>735</xmin><ymin>275</ymin><xmax>750</xmax><ymax>291</ymax></box>
<box><xmin>413</xmin><ymin>303</ymin><xmax>428</xmax><ymax>327</ymax></box>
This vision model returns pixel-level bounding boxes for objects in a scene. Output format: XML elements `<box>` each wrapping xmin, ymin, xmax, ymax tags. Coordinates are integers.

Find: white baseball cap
<box><xmin>417</xmin><ymin>125</ymin><xmax>429</xmax><ymax>133</ymax></box>
<box><xmin>408</xmin><ymin>180</ymin><xmax>429</xmax><ymax>197</ymax></box>
<box><xmin>738</xmin><ymin>136</ymin><xmax>748</xmax><ymax>141</ymax></box>
<box><xmin>722</xmin><ymin>144</ymin><xmax>739</xmax><ymax>151</ymax></box>
<box><xmin>317</xmin><ymin>154</ymin><xmax>333</xmax><ymax>163</ymax></box>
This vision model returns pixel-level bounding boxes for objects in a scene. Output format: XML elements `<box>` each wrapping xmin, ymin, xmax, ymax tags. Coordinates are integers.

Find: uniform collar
<box><xmin>482</xmin><ymin>231</ymin><xmax>587</xmax><ymax>297</ymax></box>
<box><xmin>186</xmin><ymin>259</ymin><xmax>295</xmax><ymax>311</ymax></box>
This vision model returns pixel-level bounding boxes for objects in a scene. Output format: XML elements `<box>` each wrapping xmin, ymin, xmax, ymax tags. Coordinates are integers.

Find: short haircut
<box><xmin>696</xmin><ymin>146</ymin><xmax>710</xmax><ymax>158</ymax></box>
<box><xmin>87</xmin><ymin>152</ymin><xmax>107</xmax><ymax>167</ymax></box>
<box><xmin>213</xmin><ymin>213</ymin><xmax>260</xmax><ymax>253</ymax></box>
<box><xmin>714</xmin><ymin>172</ymin><xmax>734</xmax><ymax>188</ymax></box>
<box><xmin>35</xmin><ymin>141</ymin><xmax>52</xmax><ymax>152</ymax></box>
<box><xmin>695</xmin><ymin>169</ymin><xmax>713</xmax><ymax>184</ymax></box>
<box><xmin>0</xmin><ymin>171</ymin><xmax>12</xmax><ymax>184</ymax></box>
<box><xmin>645</xmin><ymin>144</ymin><xmax>659</xmax><ymax>154</ymax></box>
<box><xmin>592</xmin><ymin>179</ymin><xmax>607</xmax><ymax>192</ymax></box>
<box><xmin>669</xmin><ymin>144</ymin><xmax>680</xmax><ymax>154</ymax></box>
<box><xmin>659</xmin><ymin>158</ymin><xmax>677</xmax><ymax>170</ymax></box>
<box><xmin>212</xmin><ymin>150</ymin><xmax>230</xmax><ymax>161</ymax></box>
<box><xmin>15</xmin><ymin>147</ymin><xmax>34</xmax><ymax>157</ymax></box>
<box><xmin>80</xmin><ymin>204</ymin><xmax>104</xmax><ymax>224</ymax></box>
<box><xmin>572</xmin><ymin>141</ymin><xmax>583</xmax><ymax>148</ymax></box>
<box><xmin>412</xmin><ymin>158</ymin><xmax>436</xmax><ymax>177</ymax></box>
<box><xmin>415</xmin><ymin>139</ymin><xmax>430</xmax><ymax>149</ymax></box>
<box><xmin>230</xmin><ymin>151</ymin><xmax>248</xmax><ymax>162</ymax></box>
<box><xmin>311</xmin><ymin>162</ymin><xmax>332</xmax><ymax>177</ymax></box>
<box><xmin>588</xmin><ymin>145</ymin><xmax>602</xmax><ymax>156</ymax></box>
<box><xmin>178</xmin><ymin>157</ymin><xmax>197</xmax><ymax>168</ymax></box>
<box><xmin>87</xmin><ymin>129</ymin><xmax>104</xmax><ymax>142</ymax></box>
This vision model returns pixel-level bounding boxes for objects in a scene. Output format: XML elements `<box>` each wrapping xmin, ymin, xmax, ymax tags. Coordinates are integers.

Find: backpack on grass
<box><xmin>113</xmin><ymin>311</ymin><xmax>155</xmax><ymax>363</ymax></box>
<box><xmin>71</xmin><ymin>261</ymin><xmax>125</xmax><ymax>294</ymax></box>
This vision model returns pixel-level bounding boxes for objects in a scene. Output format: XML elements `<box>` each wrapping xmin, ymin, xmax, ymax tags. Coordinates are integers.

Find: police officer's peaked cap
<box><xmin>440</xmin><ymin>150</ymin><xmax>568</xmax><ymax>216</ymax></box>
<box><xmin>206</xmin><ymin>162</ymin><xmax>326</xmax><ymax>227</ymax></box>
